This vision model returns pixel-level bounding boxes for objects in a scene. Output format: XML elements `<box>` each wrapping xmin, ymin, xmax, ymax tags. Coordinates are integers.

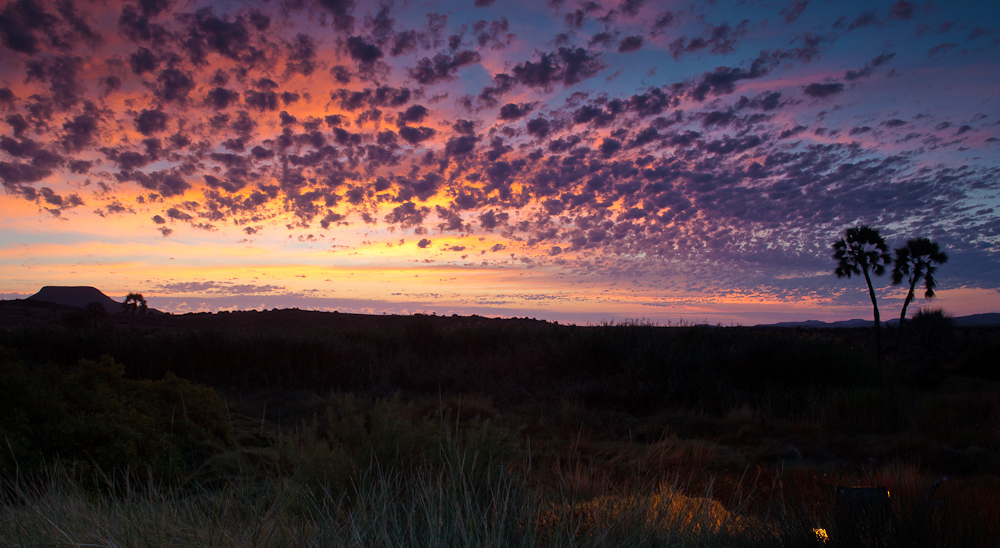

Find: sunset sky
<box><xmin>1</xmin><ymin>0</ymin><xmax>998</xmax><ymax>325</ymax></box>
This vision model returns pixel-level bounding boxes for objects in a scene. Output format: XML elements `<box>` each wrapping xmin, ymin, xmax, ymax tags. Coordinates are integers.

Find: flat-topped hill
<box><xmin>28</xmin><ymin>286</ymin><xmax>122</xmax><ymax>313</ymax></box>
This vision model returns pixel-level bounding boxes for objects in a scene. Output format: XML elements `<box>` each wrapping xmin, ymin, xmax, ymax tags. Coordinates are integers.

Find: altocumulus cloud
<box><xmin>0</xmin><ymin>0</ymin><xmax>997</xmax><ymax>306</ymax></box>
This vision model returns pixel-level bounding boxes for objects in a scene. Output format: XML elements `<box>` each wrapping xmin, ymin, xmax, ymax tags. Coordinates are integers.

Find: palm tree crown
<box><xmin>892</xmin><ymin>238</ymin><xmax>948</xmax><ymax>300</ymax></box>
<box><xmin>123</xmin><ymin>292</ymin><xmax>148</xmax><ymax>333</ymax></box>
<box><xmin>123</xmin><ymin>292</ymin><xmax>148</xmax><ymax>314</ymax></box>
<box><xmin>832</xmin><ymin>225</ymin><xmax>891</xmax><ymax>281</ymax></box>
<box><xmin>891</xmin><ymin>237</ymin><xmax>948</xmax><ymax>332</ymax></box>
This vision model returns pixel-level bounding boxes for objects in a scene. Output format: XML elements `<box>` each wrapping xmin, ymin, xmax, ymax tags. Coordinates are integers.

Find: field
<box><xmin>1</xmin><ymin>301</ymin><xmax>998</xmax><ymax>547</ymax></box>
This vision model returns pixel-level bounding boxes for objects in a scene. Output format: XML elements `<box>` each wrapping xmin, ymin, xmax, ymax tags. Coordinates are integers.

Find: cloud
<box><xmin>157</xmin><ymin>281</ymin><xmax>286</xmax><ymax>294</ymax></box>
<box><xmin>619</xmin><ymin>0</ymin><xmax>646</xmax><ymax>17</ymax></box>
<box><xmin>689</xmin><ymin>54</ymin><xmax>775</xmax><ymax>101</ymax></box>
<box><xmin>385</xmin><ymin>201</ymin><xmax>430</xmax><ymax>228</ymax></box>
<box><xmin>118</xmin><ymin>169</ymin><xmax>191</xmax><ymax>197</ymax></box>
<box><xmin>927</xmin><ymin>43</ymin><xmax>957</xmax><ymax>57</ymax></box>
<box><xmin>155</xmin><ymin>68</ymin><xmax>195</xmax><ymax>103</ymax></box>
<box><xmin>396</xmin><ymin>104</ymin><xmax>429</xmax><ymax>125</ymax></box>
<box><xmin>473</xmin><ymin>18</ymin><xmax>513</xmax><ymax>49</ymax></box>
<box><xmin>282</xmin><ymin>33</ymin><xmax>317</xmax><ymax>76</ymax></box>
<box><xmin>135</xmin><ymin>109</ymin><xmax>168</xmax><ymax>135</ymax></box>
<box><xmin>844</xmin><ymin>53</ymin><xmax>895</xmax><ymax>81</ymax></box>
<box><xmin>802</xmin><ymin>82</ymin><xmax>844</xmax><ymax>98</ymax></box>
<box><xmin>129</xmin><ymin>47</ymin><xmax>158</xmax><ymax>74</ymax></box>
<box><xmin>650</xmin><ymin>11</ymin><xmax>675</xmax><ymax>34</ymax></box>
<box><xmin>445</xmin><ymin>135</ymin><xmax>478</xmax><ymax>156</ymax></box>
<box><xmin>398</xmin><ymin>126</ymin><xmax>436</xmax><ymax>144</ymax></box>
<box><xmin>25</xmin><ymin>55</ymin><xmax>84</xmax><ymax>108</ymax></box>
<box><xmin>166</xmin><ymin>207</ymin><xmax>193</xmax><ymax>221</ymax></box>
<box><xmin>846</xmin><ymin>10</ymin><xmax>881</xmax><ymax>31</ymax></box>
<box><xmin>316</xmin><ymin>0</ymin><xmax>356</xmax><ymax>32</ymax></box>
<box><xmin>618</xmin><ymin>35</ymin><xmax>643</xmax><ymax>53</ymax></box>
<box><xmin>61</xmin><ymin>112</ymin><xmax>101</xmax><ymax>152</ymax></box>
<box><xmin>510</xmin><ymin>47</ymin><xmax>605</xmax><ymax>90</ymax></box>
<box><xmin>498</xmin><ymin>102</ymin><xmax>533</xmax><ymax>121</ymax></box>
<box><xmin>889</xmin><ymin>1</ymin><xmax>915</xmax><ymax>21</ymax></box>
<box><xmin>735</xmin><ymin>91</ymin><xmax>782</xmax><ymax>111</ymax></box>
<box><xmin>526</xmin><ymin>117</ymin><xmax>551</xmax><ymax>138</ymax></box>
<box><xmin>408</xmin><ymin>50</ymin><xmax>481</xmax><ymax>84</ymax></box>
<box><xmin>346</xmin><ymin>35</ymin><xmax>383</xmax><ymax>64</ymax></box>
<box><xmin>781</xmin><ymin>1</ymin><xmax>809</xmax><ymax>24</ymax></box>
<box><xmin>669</xmin><ymin>21</ymin><xmax>749</xmax><ymax>60</ymax></box>
<box><xmin>0</xmin><ymin>0</ymin><xmax>100</xmax><ymax>55</ymax></box>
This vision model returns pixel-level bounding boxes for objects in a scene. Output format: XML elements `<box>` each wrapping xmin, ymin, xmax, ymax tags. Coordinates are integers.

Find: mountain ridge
<box><xmin>756</xmin><ymin>313</ymin><xmax>1000</xmax><ymax>328</ymax></box>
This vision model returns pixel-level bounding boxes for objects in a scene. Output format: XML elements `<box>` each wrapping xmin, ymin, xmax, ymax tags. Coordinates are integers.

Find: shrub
<box><xmin>0</xmin><ymin>351</ymin><xmax>232</xmax><ymax>489</ymax></box>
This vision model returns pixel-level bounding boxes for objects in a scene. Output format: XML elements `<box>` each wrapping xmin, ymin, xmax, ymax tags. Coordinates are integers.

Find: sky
<box><xmin>0</xmin><ymin>0</ymin><xmax>998</xmax><ymax>325</ymax></box>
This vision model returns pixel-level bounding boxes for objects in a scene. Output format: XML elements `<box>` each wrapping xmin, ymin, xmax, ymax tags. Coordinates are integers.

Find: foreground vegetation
<box><xmin>1</xmin><ymin>311</ymin><xmax>998</xmax><ymax>546</ymax></box>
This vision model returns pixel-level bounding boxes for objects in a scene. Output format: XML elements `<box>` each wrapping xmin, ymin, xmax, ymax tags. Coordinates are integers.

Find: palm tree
<box><xmin>85</xmin><ymin>301</ymin><xmax>107</xmax><ymax>329</ymax></box>
<box><xmin>832</xmin><ymin>225</ymin><xmax>891</xmax><ymax>362</ymax></box>
<box><xmin>891</xmin><ymin>237</ymin><xmax>948</xmax><ymax>348</ymax></box>
<box><xmin>122</xmin><ymin>292</ymin><xmax>148</xmax><ymax>333</ymax></box>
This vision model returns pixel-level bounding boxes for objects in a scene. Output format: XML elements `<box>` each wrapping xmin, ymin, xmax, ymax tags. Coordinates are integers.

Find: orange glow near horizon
<box><xmin>4</xmin><ymin>223</ymin><xmax>998</xmax><ymax>325</ymax></box>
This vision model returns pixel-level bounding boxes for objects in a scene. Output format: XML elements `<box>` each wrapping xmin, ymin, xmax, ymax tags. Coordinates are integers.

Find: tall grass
<box><xmin>8</xmin><ymin>458</ymin><xmax>994</xmax><ymax>547</ymax></box>
<box><xmin>0</xmin><ymin>462</ymin><xmax>803</xmax><ymax>547</ymax></box>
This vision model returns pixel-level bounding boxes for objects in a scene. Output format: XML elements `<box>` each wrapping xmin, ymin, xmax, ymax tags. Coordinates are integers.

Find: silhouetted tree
<box><xmin>833</xmin><ymin>225</ymin><xmax>891</xmax><ymax>362</ymax></box>
<box><xmin>892</xmin><ymin>238</ymin><xmax>948</xmax><ymax>348</ymax></box>
<box><xmin>85</xmin><ymin>301</ymin><xmax>107</xmax><ymax>329</ymax></box>
<box><xmin>123</xmin><ymin>292</ymin><xmax>148</xmax><ymax>333</ymax></box>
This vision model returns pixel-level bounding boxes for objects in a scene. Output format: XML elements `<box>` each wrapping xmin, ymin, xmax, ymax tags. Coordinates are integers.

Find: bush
<box><xmin>0</xmin><ymin>350</ymin><xmax>232</xmax><ymax>489</ymax></box>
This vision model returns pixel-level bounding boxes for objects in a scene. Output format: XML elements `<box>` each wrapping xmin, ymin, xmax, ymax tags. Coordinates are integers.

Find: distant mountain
<box><xmin>761</xmin><ymin>318</ymin><xmax>877</xmax><ymax>328</ymax></box>
<box><xmin>28</xmin><ymin>286</ymin><xmax>122</xmax><ymax>313</ymax></box>
<box><xmin>759</xmin><ymin>313</ymin><xmax>1000</xmax><ymax>328</ymax></box>
<box><xmin>953</xmin><ymin>313</ymin><xmax>1000</xmax><ymax>327</ymax></box>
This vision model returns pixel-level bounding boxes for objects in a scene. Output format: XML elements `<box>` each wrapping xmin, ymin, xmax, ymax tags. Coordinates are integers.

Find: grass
<box><xmin>0</xmin><ymin>459</ymin><xmax>800</xmax><ymax>547</ymax></box>
<box><xmin>1</xmin><ymin>317</ymin><xmax>998</xmax><ymax>545</ymax></box>
<box><xmin>6</xmin><ymin>457</ymin><xmax>996</xmax><ymax>547</ymax></box>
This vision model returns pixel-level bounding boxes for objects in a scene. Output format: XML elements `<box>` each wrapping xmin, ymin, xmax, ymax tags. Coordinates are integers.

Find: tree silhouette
<box><xmin>122</xmin><ymin>292</ymin><xmax>148</xmax><ymax>333</ymax></box>
<box><xmin>892</xmin><ymin>237</ymin><xmax>948</xmax><ymax>348</ymax></box>
<box><xmin>833</xmin><ymin>225</ymin><xmax>891</xmax><ymax>362</ymax></box>
<box><xmin>85</xmin><ymin>301</ymin><xmax>107</xmax><ymax>329</ymax></box>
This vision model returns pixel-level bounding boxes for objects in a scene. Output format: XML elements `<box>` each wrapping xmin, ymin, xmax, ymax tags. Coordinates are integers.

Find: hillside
<box><xmin>27</xmin><ymin>286</ymin><xmax>122</xmax><ymax>313</ymax></box>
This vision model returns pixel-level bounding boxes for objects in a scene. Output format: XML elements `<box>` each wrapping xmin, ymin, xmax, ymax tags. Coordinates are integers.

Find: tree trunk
<box><xmin>862</xmin><ymin>266</ymin><xmax>881</xmax><ymax>363</ymax></box>
<box><xmin>896</xmin><ymin>278</ymin><xmax>918</xmax><ymax>352</ymax></box>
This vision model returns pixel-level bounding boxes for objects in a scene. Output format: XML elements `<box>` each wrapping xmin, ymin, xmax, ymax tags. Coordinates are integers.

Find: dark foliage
<box><xmin>0</xmin><ymin>350</ymin><xmax>231</xmax><ymax>490</ymax></box>
<box><xmin>0</xmin><ymin>319</ymin><xmax>881</xmax><ymax>417</ymax></box>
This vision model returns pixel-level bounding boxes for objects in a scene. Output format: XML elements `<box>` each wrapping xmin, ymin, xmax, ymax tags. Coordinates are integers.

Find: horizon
<box><xmin>4</xmin><ymin>285</ymin><xmax>997</xmax><ymax>327</ymax></box>
<box><xmin>1</xmin><ymin>0</ymin><xmax>999</xmax><ymax>326</ymax></box>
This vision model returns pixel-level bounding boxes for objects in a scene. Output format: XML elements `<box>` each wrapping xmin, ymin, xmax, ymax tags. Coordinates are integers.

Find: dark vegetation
<box><xmin>1</xmin><ymin>304</ymin><xmax>999</xmax><ymax>545</ymax></box>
